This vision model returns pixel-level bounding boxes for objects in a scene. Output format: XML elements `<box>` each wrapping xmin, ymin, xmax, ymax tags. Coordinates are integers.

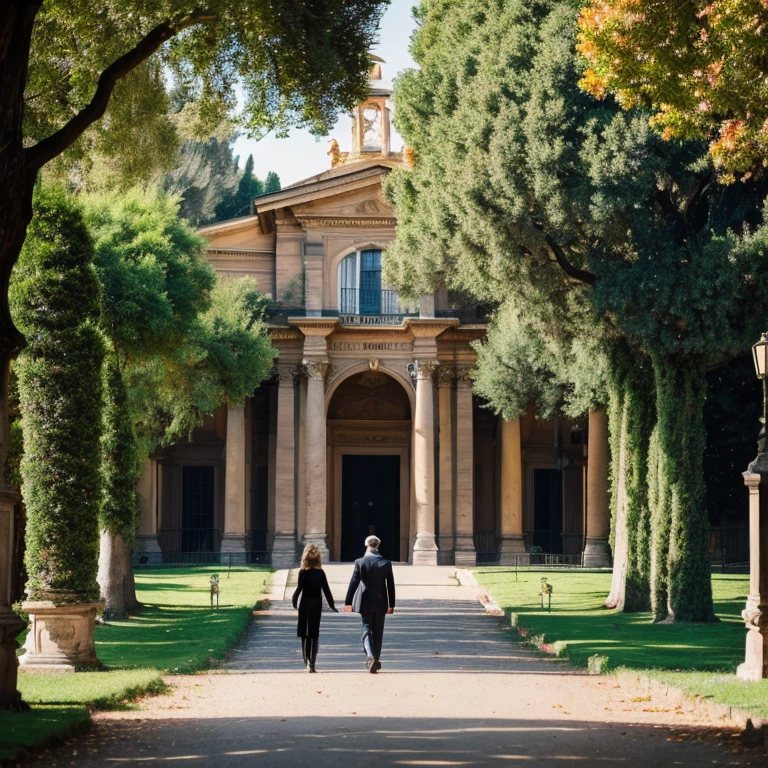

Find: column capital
<box><xmin>276</xmin><ymin>363</ymin><xmax>302</xmax><ymax>385</ymax></box>
<box><xmin>302</xmin><ymin>359</ymin><xmax>333</xmax><ymax>382</ymax></box>
<box><xmin>436</xmin><ymin>365</ymin><xmax>456</xmax><ymax>387</ymax></box>
<box><xmin>455</xmin><ymin>365</ymin><xmax>474</xmax><ymax>388</ymax></box>
<box><xmin>407</xmin><ymin>359</ymin><xmax>439</xmax><ymax>383</ymax></box>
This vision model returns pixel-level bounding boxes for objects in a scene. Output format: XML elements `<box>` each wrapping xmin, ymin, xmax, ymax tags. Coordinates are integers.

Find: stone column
<box><xmin>499</xmin><ymin>416</ymin><xmax>526</xmax><ymax>564</ymax></box>
<box><xmin>410</xmin><ymin>360</ymin><xmax>439</xmax><ymax>565</ymax></box>
<box><xmin>0</xmin><ymin>489</ymin><xmax>25</xmax><ymax>708</ymax></box>
<box><xmin>222</xmin><ymin>404</ymin><xmax>247</xmax><ymax>558</ymax></box>
<box><xmin>135</xmin><ymin>459</ymin><xmax>161</xmax><ymax>564</ymax></box>
<box><xmin>437</xmin><ymin>367</ymin><xmax>455</xmax><ymax>565</ymax></box>
<box><xmin>302</xmin><ymin>359</ymin><xmax>331</xmax><ymax>561</ymax></box>
<box><xmin>454</xmin><ymin>367</ymin><xmax>476</xmax><ymax>567</ymax></box>
<box><xmin>583</xmin><ymin>408</ymin><xmax>611</xmax><ymax>567</ymax></box>
<box><xmin>272</xmin><ymin>365</ymin><xmax>298</xmax><ymax>568</ymax></box>
<box><xmin>737</xmin><ymin>464</ymin><xmax>768</xmax><ymax>680</ymax></box>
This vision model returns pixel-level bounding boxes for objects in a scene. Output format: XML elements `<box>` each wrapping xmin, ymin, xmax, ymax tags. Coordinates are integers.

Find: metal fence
<box><xmin>135</xmin><ymin>528</ymin><xmax>271</xmax><ymax>567</ymax></box>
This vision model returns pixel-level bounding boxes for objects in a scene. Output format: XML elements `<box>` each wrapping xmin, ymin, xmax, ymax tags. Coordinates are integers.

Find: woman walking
<box><xmin>292</xmin><ymin>544</ymin><xmax>337</xmax><ymax>672</ymax></box>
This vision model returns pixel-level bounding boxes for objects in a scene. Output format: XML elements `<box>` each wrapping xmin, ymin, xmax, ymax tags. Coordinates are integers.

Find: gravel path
<box><xmin>25</xmin><ymin>566</ymin><xmax>764</xmax><ymax>767</ymax></box>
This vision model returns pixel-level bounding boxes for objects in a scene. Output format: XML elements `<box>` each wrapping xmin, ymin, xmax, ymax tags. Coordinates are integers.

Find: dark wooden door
<box><xmin>533</xmin><ymin>468</ymin><xmax>563</xmax><ymax>555</ymax></box>
<box><xmin>341</xmin><ymin>454</ymin><xmax>400</xmax><ymax>562</ymax></box>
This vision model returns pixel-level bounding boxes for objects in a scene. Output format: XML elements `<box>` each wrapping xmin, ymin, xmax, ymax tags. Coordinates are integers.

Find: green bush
<box><xmin>11</xmin><ymin>186</ymin><xmax>104</xmax><ymax>601</ymax></box>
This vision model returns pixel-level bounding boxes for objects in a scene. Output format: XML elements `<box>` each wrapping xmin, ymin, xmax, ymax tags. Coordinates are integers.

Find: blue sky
<box><xmin>232</xmin><ymin>0</ymin><xmax>418</xmax><ymax>186</ymax></box>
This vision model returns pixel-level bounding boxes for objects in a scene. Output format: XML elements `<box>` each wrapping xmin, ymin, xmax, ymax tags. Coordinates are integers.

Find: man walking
<box><xmin>343</xmin><ymin>535</ymin><xmax>395</xmax><ymax>673</ymax></box>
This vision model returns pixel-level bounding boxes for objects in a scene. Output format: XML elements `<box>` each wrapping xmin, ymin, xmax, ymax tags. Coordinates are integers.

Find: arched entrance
<box><xmin>327</xmin><ymin>369</ymin><xmax>412</xmax><ymax>562</ymax></box>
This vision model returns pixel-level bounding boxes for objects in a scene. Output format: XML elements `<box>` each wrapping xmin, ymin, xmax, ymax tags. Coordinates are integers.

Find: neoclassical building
<box><xmin>135</xmin><ymin>61</ymin><xmax>611</xmax><ymax>568</ymax></box>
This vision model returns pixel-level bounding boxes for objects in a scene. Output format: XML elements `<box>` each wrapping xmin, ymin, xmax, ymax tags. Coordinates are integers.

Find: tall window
<box><xmin>338</xmin><ymin>249</ymin><xmax>401</xmax><ymax>315</ymax></box>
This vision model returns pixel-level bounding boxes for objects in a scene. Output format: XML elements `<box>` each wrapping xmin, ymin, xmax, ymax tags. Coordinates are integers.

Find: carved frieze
<box><xmin>294</xmin><ymin>215</ymin><xmax>397</xmax><ymax>229</ymax></box>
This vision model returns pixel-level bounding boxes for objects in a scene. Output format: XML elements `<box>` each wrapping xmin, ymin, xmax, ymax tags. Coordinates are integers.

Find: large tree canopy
<box><xmin>385</xmin><ymin>0</ymin><xmax>768</xmax><ymax>621</ymax></box>
<box><xmin>0</xmin><ymin>0</ymin><xmax>387</xmax><ymax>453</ymax></box>
<box><xmin>577</xmin><ymin>0</ymin><xmax>768</xmax><ymax>180</ymax></box>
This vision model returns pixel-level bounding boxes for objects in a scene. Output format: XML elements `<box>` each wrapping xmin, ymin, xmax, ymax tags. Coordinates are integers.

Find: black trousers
<box><xmin>361</xmin><ymin>610</ymin><xmax>386</xmax><ymax>660</ymax></box>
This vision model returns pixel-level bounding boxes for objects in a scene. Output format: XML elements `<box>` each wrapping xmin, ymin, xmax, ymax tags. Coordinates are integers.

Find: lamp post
<box><xmin>737</xmin><ymin>333</ymin><xmax>768</xmax><ymax>680</ymax></box>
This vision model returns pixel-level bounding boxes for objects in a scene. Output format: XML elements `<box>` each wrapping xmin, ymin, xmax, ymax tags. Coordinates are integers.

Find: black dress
<box><xmin>292</xmin><ymin>568</ymin><xmax>336</xmax><ymax>639</ymax></box>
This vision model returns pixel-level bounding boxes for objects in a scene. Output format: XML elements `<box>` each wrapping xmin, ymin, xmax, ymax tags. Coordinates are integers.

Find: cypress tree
<box><xmin>12</xmin><ymin>187</ymin><xmax>104</xmax><ymax>602</ymax></box>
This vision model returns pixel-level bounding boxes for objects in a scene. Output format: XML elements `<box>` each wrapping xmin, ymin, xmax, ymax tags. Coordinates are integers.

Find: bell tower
<box><xmin>351</xmin><ymin>55</ymin><xmax>392</xmax><ymax>160</ymax></box>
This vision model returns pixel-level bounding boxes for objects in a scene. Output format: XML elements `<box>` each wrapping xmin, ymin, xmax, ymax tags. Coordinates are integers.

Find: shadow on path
<box><xmin>225</xmin><ymin>599</ymin><xmax>556</xmax><ymax>674</ymax></box>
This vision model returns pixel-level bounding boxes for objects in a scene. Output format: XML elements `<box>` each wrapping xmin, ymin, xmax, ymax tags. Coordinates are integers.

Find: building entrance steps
<box><xmin>278</xmin><ymin>563</ymin><xmax>481</xmax><ymax>602</ymax></box>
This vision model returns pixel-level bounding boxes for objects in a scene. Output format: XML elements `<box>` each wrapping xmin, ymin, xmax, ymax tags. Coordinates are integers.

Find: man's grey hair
<box><xmin>365</xmin><ymin>535</ymin><xmax>380</xmax><ymax>552</ymax></box>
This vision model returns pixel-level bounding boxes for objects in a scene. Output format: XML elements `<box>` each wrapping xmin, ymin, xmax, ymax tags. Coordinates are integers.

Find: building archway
<box><xmin>326</xmin><ymin>369</ymin><xmax>412</xmax><ymax>562</ymax></box>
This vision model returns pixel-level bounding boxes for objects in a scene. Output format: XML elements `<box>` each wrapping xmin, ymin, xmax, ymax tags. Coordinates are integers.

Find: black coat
<box><xmin>292</xmin><ymin>568</ymin><xmax>335</xmax><ymax>638</ymax></box>
<box><xmin>344</xmin><ymin>553</ymin><xmax>396</xmax><ymax>614</ymax></box>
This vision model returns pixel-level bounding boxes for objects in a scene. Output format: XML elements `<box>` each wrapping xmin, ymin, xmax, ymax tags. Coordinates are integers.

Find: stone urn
<box><xmin>20</xmin><ymin>597</ymin><xmax>103</xmax><ymax>672</ymax></box>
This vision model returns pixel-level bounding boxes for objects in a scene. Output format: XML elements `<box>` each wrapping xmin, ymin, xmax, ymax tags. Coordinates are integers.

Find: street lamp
<box><xmin>751</xmin><ymin>332</ymin><xmax>768</xmax><ymax>469</ymax></box>
<box><xmin>737</xmin><ymin>332</ymin><xmax>768</xmax><ymax>680</ymax></box>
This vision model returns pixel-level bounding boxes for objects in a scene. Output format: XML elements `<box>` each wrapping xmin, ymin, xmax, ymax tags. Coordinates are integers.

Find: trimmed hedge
<box><xmin>11</xmin><ymin>186</ymin><xmax>104</xmax><ymax>601</ymax></box>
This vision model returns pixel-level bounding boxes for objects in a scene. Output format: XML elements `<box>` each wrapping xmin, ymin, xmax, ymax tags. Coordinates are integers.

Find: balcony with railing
<box><xmin>338</xmin><ymin>288</ymin><xmax>417</xmax><ymax>326</ymax></box>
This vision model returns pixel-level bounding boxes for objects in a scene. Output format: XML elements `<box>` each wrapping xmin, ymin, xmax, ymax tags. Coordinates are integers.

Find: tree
<box><xmin>11</xmin><ymin>187</ymin><xmax>104</xmax><ymax>607</ymax></box>
<box><xmin>84</xmin><ymin>188</ymin><xmax>275</xmax><ymax>618</ymax></box>
<box><xmin>264</xmin><ymin>171</ymin><xmax>282</xmax><ymax>195</ymax></box>
<box><xmin>0</xmin><ymin>0</ymin><xmax>387</xmax><ymax>484</ymax></box>
<box><xmin>385</xmin><ymin>0</ymin><xmax>768</xmax><ymax>621</ymax></box>
<box><xmin>215</xmin><ymin>154</ymin><xmax>263</xmax><ymax>221</ymax></box>
<box><xmin>577</xmin><ymin>1</ymin><xmax>768</xmax><ymax>180</ymax></box>
<box><xmin>0</xmin><ymin>0</ymin><xmax>385</xmax><ymax>702</ymax></box>
<box><xmin>162</xmin><ymin>136</ymin><xmax>241</xmax><ymax>227</ymax></box>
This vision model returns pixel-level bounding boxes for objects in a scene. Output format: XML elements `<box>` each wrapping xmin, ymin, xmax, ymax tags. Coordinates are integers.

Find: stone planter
<box><xmin>20</xmin><ymin>600</ymin><xmax>102</xmax><ymax>672</ymax></box>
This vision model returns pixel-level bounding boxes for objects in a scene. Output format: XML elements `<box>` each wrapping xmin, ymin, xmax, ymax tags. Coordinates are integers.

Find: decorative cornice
<box><xmin>302</xmin><ymin>359</ymin><xmax>333</xmax><ymax>382</ymax></box>
<box><xmin>404</xmin><ymin>317</ymin><xmax>461</xmax><ymax>338</ymax></box>
<box><xmin>288</xmin><ymin>317</ymin><xmax>338</xmax><ymax>336</ymax></box>
<box><xmin>269</xmin><ymin>328</ymin><xmax>303</xmax><ymax>341</ymax></box>
<box><xmin>294</xmin><ymin>215</ymin><xmax>396</xmax><ymax>229</ymax></box>
<box><xmin>206</xmin><ymin>249</ymin><xmax>273</xmax><ymax>260</ymax></box>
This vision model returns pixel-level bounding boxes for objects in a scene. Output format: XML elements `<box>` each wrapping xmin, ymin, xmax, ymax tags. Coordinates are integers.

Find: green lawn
<box><xmin>2</xmin><ymin>565</ymin><xmax>270</xmax><ymax>761</ymax></box>
<box><xmin>474</xmin><ymin>568</ymin><xmax>768</xmax><ymax>717</ymax></box>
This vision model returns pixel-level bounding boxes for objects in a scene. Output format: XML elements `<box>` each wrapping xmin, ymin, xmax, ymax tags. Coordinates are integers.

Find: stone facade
<box><xmin>136</xmin><ymin>62</ymin><xmax>611</xmax><ymax>568</ymax></box>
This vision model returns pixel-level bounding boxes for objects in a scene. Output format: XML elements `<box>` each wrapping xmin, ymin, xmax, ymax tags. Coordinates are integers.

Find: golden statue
<box><xmin>328</xmin><ymin>139</ymin><xmax>348</xmax><ymax>168</ymax></box>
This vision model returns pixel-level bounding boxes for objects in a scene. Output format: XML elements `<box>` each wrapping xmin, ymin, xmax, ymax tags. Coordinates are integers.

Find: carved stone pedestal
<box><xmin>0</xmin><ymin>488</ymin><xmax>25</xmax><ymax>708</ymax></box>
<box><xmin>0</xmin><ymin>609</ymin><xmax>26</xmax><ymax>708</ymax></box>
<box><xmin>20</xmin><ymin>601</ymin><xmax>102</xmax><ymax>672</ymax></box>
<box><xmin>737</xmin><ymin>469</ymin><xmax>768</xmax><ymax>681</ymax></box>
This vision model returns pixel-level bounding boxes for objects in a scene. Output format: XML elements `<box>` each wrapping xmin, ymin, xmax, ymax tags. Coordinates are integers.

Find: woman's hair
<box><xmin>301</xmin><ymin>544</ymin><xmax>323</xmax><ymax>570</ymax></box>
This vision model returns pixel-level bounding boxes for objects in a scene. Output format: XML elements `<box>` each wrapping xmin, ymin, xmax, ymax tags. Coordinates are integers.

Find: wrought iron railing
<box><xmin>473</xmin><ymin>530</ymin><xmax>499</xmax><ymax>564</ymax></box>
<box><xmin>339</xmin><ymin>288</ymin><xmax>407</xmax><ymax>316</ymax></box>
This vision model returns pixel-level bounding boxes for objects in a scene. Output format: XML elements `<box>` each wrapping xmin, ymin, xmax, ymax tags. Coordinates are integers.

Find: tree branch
<box><xmin>24</xmin><ymin>13</ymin><xmax>216</xmax><ymax>173</ymax></box>
<box><xmin>544</xmin><ymin>236</ymin><xmax>597</xmax><ymax>286</ymax></box>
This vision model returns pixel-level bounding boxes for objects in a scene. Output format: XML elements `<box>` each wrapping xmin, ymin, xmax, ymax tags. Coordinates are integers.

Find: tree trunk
<box><xmin>650</xmin><ymin>354</ymin><xmax>715</xmax><ymax>623</ymax></box>
<box><xmin>0</xmin><ymin>0</ymin><xmax>45</xmax><ymax>709</ymax></box>
<box><xmin>605</xmin><ymin>349</ymin><xmax>654</xmax><ymax>611</ymax></box>
<box><xmin>123</xmin><ymin>545</ymin><xmax>140</xmax><ymax>614</ymax></box>
<box><xmin>605</xmin><ymin>381</ymin><xmax>629</xmax><ymax>609</ymax></box>
<box><xmin>98</xmin><ymin>530</ymin><xmax>128</xmax><ymax>619</ymax></box>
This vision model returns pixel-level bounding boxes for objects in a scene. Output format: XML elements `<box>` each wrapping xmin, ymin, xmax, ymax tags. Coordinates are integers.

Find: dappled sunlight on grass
<box><xmin>474</xmin><ymin>570</ymin><xmax>748</xmax><ymax>672</ymax></box>
<box><xmin>475</xmin><ymin>569</ymin><xmax>768</xmax><ymax>719</ymax></box>
<box><xmin>4</xmin><ymin>566</ymin><xmax>271</xmax><ymax>762</ymax></box>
